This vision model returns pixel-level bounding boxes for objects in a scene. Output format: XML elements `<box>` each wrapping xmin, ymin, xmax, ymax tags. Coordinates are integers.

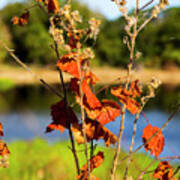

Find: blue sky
<box><xmin>1</xmin><ymin>0</ymin><xmax>180</xmax><ymax>19</ymax></box>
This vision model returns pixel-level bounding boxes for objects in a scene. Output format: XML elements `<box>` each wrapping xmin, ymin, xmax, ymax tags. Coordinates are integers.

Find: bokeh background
<box><xmin>0</xmin><ymin>0</ymin><xmax>180</xmax><ymax>179</ymax></box>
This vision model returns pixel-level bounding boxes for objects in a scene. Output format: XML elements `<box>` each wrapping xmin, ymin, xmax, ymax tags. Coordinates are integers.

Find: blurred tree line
<box><xmin>0</xmin><ymin>0</ymin><xmax>180</xmax><ymax>68</ymax></box>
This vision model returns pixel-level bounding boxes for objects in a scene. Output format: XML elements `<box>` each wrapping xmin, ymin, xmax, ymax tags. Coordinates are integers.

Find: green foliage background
<box><xmin>0</xmin><ymin>1</ymin><xmax>180</xmax><ymax>67</ymax></box>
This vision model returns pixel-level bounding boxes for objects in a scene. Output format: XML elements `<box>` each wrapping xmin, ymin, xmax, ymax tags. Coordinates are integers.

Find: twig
<box><xmin>137</xmin><ymin>15</ymin><xmax>154</xmax><ymax>33</ymax></box>
<box><xmin>110</xmin><ymin>3</ymin><xmax>138</xmax><ymax>178</ymax></box>
<box><xmin>123</xmin><ymin>113</ymin><xmax>140</xmax><ymax>179</ymax></box>
<box><xmin>36</xmin><ymin>1</ymin><xmax>49</xmax><ymax>16</ymax></box>
<box><xmin>141</xmin><ymin>111</ymin><xmax>149</xmax><ymax>124</ymax></box>
<box><xmin>53</xmin><ymin>38</ymin><xmax>80</xmax><ymax>175</ymax></box>
<box><xmin>1</xmin><ymin>41</ymin><xmax>62</xmax><ymax>98</ymax></box>
<box><xmin>172</xmin><ymin>166</ymin><xmax>180</xmax><ymax>178</ymax></box>
<box><xmin>136</xmin><ymin>159</ymin><xmax>157</xmax><ymax>180</ymax></box>
<box><xmin>24</xmin><ymin>3</ymin><xmax>38</xmax><ymax>12</ymax></box>
<box><xmin>139</xmin><ymin>0</ymin><xmax>154</xmax><ymax>12</ymax></box>
<box><xmin>90</xmin><ymin>140</ymin><xmax>94</xmax><ymax>159</ymax></box>
<box><xmin>119</xmin><ymin>105</ymin><xmax>180</xmax><ymax>164</ymax></box>
<box><xmin>77</xmin><ymin>50</ymin><xmax>91</xmax><ymax>179</ymax></box>
<box><xmin>136</xmin><ymin>0</ymin><xmax>139</xmax><ymax>15</ymax></box>
<box><xmin>110</xmin><ymin>106</ymin><xmax>126</xmax><ymax>180</ymax></box>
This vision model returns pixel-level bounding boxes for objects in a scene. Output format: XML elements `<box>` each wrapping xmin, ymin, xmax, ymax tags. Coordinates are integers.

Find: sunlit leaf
<box><xmin>57</xmin><ymin>53</ymin><xmax>80</xmax><ymax>78</ymax></box>
<box><xmin>70</xmin><ymin>77</ymin><xmax>102</xmax><ymax>109</ymax></box>
<box><xmin>111</xmin><ymin>80</ymin><xmax>141</xmax><ymax>114</ymax></box>
<box><xmin>77</xmin><ymin>151</ymin><xmax>104</xmax><ymax>180</ymax></box>
<box><xmin>97</xmin><ymin>99</ymin><xmax>121</xmax><ymax>125</ymax></box>
<box><xmin>0</xmin><ymin>140</ymin><xmax>10</xmax><ymax>157</ymax></box>
<box><xmin>153</xmin><ymin>161</ymin><xmax>174</xmax><ymax>180</ymax></box>
<box><xmin>142</xmin><ymin>124</ymin><xmax>165</xmax><ymax>157</ymax></box>
<box><xmin>72</xmin><ymin>118</ymin><xmax>117</xmax><ymax>147</ymax></box>
<box><xmin>12</xmin><ymin>11</ymin><xmax>30</xmax><ymax>26</ymax></box>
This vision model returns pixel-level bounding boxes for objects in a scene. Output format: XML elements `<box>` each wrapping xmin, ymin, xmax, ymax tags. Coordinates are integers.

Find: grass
<box><xmin>0</xmin><ymin>138</ymin><xmax>179</xmax><ymax>180</ymax></box>
<box><xmin>0</xmin><ymin>78</ymin><xmax>16</xmax><ymax>92</ymax></box>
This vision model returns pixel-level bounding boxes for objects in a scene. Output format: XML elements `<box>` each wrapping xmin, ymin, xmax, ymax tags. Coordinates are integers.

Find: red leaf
<box><xmin>153</xmin><ymin>161</ymin><xmax>174</xmax><ymax>180</ymax></box>
<box><xmin>111</xmin><ymin>80</ymin><xmax>141</xmax><ymax>114</ymax></box>
<box><xmin>77</xmin><ymin>151</ymin><xmax>104</xmax><ymax>180</ymax></box>
<box><xmin>57</xmin><ymin>53</ymin><xmax>81</xmax><ymax>78</ymax></box>
<box><xmin>72</xmin><ymin>118</ymin><xmax>117</xmax><ymax>147</ymax></box>
<box><xmin>47</xmin><ymin>0</ymin><xmax>60</xmax><ymax>14</ymax></box>
<box><xmin>12</xmin><ymin>11</ymin><xmax>30</xmax><ymax>26</ymax></box>
<box><xmin>97</xmin><ymin>100</ymin><xmax>121</xmax><ymax>125</ymax></box>
<box><xmin>70</xmin><ymin>77</ymin><xmax>102</xmax><ymax>109</ymax></box>
<box><xmin>82</xmin><ymin>78</ymin><xmax>101</xmax><ymax>109</ymax></box>
<box><xmin>142</xmin><ymin>124</ymin><xmax>165</xmax><ymax>157</ymax></box>
<box><xmin>0</xmin><ymin>122</ymin><xmax>3</xmax><ymax>136</ymax></box>
<box><xmin>0</xmin><ymin>140</ymin><xmax>10</xmax><ymax>156</ymax></box>
<box><xmin>46</xmin><ymin>100</ymin><xmax>78</xmax><ymax>133</ymax></box>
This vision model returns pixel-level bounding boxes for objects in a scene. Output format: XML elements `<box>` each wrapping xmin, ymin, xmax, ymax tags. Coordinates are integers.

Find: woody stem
<box><xmin>54</xmin><ymin>39</ymin><xmax>80</xmax><ymax>175</ymax></box>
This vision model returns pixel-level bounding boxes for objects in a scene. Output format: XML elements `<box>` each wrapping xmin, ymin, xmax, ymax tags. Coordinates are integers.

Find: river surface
<box><xmin>0</xmin><ymin>84</ymin><xmax>179</xmax><ymax>162</ymax></box>
<box><xmin>0</xmin><ymin>110</ymin><xmax>179</xmax><ymax>160</ymax></box>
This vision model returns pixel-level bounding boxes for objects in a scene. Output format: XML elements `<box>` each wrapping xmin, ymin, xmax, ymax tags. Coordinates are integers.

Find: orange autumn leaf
<box><xmin>85</xmin><ymin>72</ymin><xmax>99</xmax><ymax>85</ymax></box>
<box><xmin>0</xmin><ymin>122</ymin><xmax>10</xmax><ymax>168</ymax></box>
<box><xmin>0</xmin><ymin>122</ymin><xmax>3</xmax><ymax>136</ymax></box>
<box><xmin>70</xmin><ymin>78</ymin><xmax>102</xmax><ymax>109</ymax></box>
<box><xmin>57</xmin><ymin>53</ymin><xmax>80</xmax><ymax>79</ymax></box>
<box><xmin>0</xmin><ymin>140</ymin><xmax>10</xmax><ymax>156</ymax></box>
<box><xmin>129</xmin><ymin>80</ymin><xmax>142</xmax><ymax>98</ymax></box>
<box><xmin>47</xmin><ymin>0</ymin><xmax>60</xmax><ymax>14</ymax></box>
<box><xmin>111</xmin><ymin>80</ymin><xmax>141</xmax><ymax>114</ymax></box>
<box><xmin>142</xmin><ymin>124</ymin><xmax>165</xmax><ymax>157</ymax></box>
<box><xmin>97</xmin><ymin>99</ymin><xmax>121</xmax><ymax>125</ymax></box>
<box><xmin>72</xmin><ymin>118</ymin><xmax>117</xmax><ymax>147</ymax></box>
<box><xmin>82</xmin><ymin>78</ymin><xmax>102</xmax><ymax>109</ymax></box>
<box><xmin>12</xmin><ymin>11</ymin><xmax>30</xmax><ymax>26</ymax></box>
<box><xmin>153</xmin><ymin>161</ymin><xmax>174</xmax><ymax>180</ymax></box>
<box><xmin>77</xmin><ymin>151</ymin><xmax>104</xmax><ymax>180</ymax></box>
<box><xmin>83</xmin><ymin>99</ymin><xmax>120</xmax><ymax>125</ymax></box>
<box><xmin>46</xmin><ymin>99</ymin><xmax>78</xmax><ymax>133</ymax></box>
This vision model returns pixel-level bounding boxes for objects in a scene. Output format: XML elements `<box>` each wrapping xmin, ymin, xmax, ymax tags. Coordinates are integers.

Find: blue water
<box><xmin>0</xmin><ymin>110</ymin><xmax>179</xmax><ymax>161</ymax></box>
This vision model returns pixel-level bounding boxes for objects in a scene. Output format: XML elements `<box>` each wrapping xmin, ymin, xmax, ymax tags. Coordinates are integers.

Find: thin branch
<box><xmin>119</xmin><ymin>105</ymin><xmax>180</xmax><ymax>164</ymax></box>
<box><xmin>110</xmin><ymin>5</ymin><xmax>138</xmax><ymax>179</ymax></box>
<box><xmin>53</xmin><ymin>38</ymin><xmax>80</xmax><ymax>175</ymax></box>
<box><xmin>24</xmin><ymin>3</ymin><xmax>38</xmax><ymax>11</ymax></box>
<box><xmin>139</xmin><ymin>0</ymin><xmax>154</xmax><ymax>12</ymax></box>
<box><xmin>77</xmin><ymin>51</ymin><xmax>91</xmax><ymax>179</ymax></box>
<box><xmin>136</xmin><ymin>0</ymin><xmax>139</xmax><ymax>15</ymax></box>
<box><xmin>123</xmin><ymin>113</ymin><xmax>140</xmax><ymax>179</ymax></box>
<box><xmin>110</xmin><ymin>106</ymin><xmax>126</xmax><ymax>180</ymax></box>
<box><xmin>141</xmin><ymin>111</ymin><xmax>149</xmax><ymax>124</ymax></box>
<box><xmin>90</xmin><ymin>140</ymin><xmax>94</xmax><ymax>159</ymax></box>
<box><xmin>137</xmin><ymin>15</ymin><xmax>154</xmax><ymax>33</ymax></box>
<box><xmin>1</xmin><ymin>42</ymin><xmax>63</xmax><ymax>98</ymax></box>
<box><xmin>36</xmin><ymin>1</ymin><xmax>49</xmax><ymax>16</ymax></box>
<box><xmin>54</xmin><ymin>40</ymin><xmax>67</xmax><ymax>98</ymax></box>
<box><xmin>136</xmin><ymin>159</ymin><xmax>157</xmax><ymax>180</ymax></box>
<box><xmin>172</xmin><ymin>166</ymin><xmax>180</xmax><ymax>178</ymax></box>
